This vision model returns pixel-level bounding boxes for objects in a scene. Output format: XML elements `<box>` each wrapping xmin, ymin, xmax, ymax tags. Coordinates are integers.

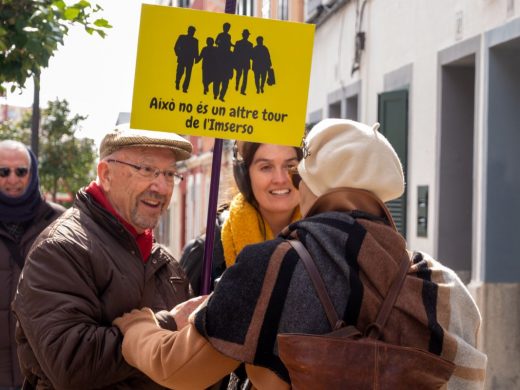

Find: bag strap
<box><xmin>287</xmin><ymin>239</ymin><xmax>411</xmax><ymax>339</ymax></box>
<box><xmin>0</xmin><ymin>235</ymin><xmax>25</xmax><ymax>269</ymax></box>
<box><xmin>365</xmin><ymin>251</ymin><xmax>410</xmax><ymax>339</ymax></box>
<box><xmin>287</xmin><ymin>239</ymin><xmax>344</xmax><ymax>330</ymax></box>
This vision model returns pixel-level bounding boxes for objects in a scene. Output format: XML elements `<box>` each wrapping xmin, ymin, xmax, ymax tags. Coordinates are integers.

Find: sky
<box><xmin>3</xmin><ymin>0</ymin><xmax>154</xmax><ymax>147</ymax></box>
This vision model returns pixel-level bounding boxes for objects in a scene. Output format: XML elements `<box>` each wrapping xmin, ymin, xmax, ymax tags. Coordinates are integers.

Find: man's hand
<box><xmin>170</xmin><ymin>295</ymin><xmax>208</xmax><ymax>329</ymax></box>
<box><xmin>113</xmin><ymin>308</ymin><xmax>156</xmax><ymax>334</ymax></box>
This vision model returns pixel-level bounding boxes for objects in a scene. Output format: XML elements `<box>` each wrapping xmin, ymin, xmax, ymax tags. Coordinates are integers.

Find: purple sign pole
<box><xmin>200</xmin><ymin>0</ymin><xmax>237</xmax><ymax>295</ymax></box>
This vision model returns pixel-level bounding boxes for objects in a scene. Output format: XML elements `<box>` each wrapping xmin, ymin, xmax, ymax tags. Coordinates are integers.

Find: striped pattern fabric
<box><xmin>195</xmin><ymin>211</ymin><xmax>486</xmax><ymax>388</ymax></box>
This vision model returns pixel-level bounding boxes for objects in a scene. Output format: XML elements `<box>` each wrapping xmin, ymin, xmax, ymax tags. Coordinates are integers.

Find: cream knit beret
<box><xmin>298</xmin><ymin>118</ymin><xmax>405</xmax><ymax>203</ymax></box>
<box><xmin>100</xmin><ymin>123</ymin><xmax>193</xmax><ymax>161</ymax></box>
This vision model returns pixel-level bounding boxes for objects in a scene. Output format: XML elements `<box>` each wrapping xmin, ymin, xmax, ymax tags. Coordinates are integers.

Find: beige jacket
<box><xmin>114</xmin><ymin>308</ymin><xmax>289</xmax><ymax>390</ymax></box>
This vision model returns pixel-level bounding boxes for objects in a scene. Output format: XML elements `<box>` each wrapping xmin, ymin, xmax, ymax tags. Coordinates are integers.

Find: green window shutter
<box><xmin>377</xmin><ymin>90</ymin><xmax>408</xmax><ymax>237</ymax></box>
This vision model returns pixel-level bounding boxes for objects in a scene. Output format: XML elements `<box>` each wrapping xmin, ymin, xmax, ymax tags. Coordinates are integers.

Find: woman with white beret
<box><xmin>114</xmin><ymin>119</ymin><xmax>487</xmax><ymax>389</ymax></box>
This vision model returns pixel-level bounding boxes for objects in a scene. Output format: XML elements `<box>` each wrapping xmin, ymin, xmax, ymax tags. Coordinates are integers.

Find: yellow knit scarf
<box><xmin>221</xmin><ymin>193</ymin><xmax>301</xmax><ymax>268</ymax></box>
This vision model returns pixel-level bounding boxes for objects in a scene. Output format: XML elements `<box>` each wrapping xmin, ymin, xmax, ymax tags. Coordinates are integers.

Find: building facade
<box><xmin>0</xmin><ymin>104</ymin><xmax>30</xmax><ymax>124</ymax></box>
<box><xmin>305</xmin><ymin>0</ymin><xmax>519</xmax><ymax>388</ymax></box>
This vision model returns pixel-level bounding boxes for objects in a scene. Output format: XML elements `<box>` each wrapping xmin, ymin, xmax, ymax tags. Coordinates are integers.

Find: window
<box><xmin>279</xmin><ymin>0</ymin><xmax>289</xmax><ymax>20</ymax></box>
<box><xmin>328</xmin><ymin>101</ymin><xmax>341</xmax><ymax>118</ymax></box>
<box><xmin>237</xmin><ymin>0</ymin><xmax>254</xmax><ymax>16</ymax></box>
<box><xmin>262</xmin><ymin>0</ymin><xmax>270</xmax><ymax>18</ymax></box>
<box><xmin>346</xmin><ymin>95</ymin><xmax>358</xmax><ymax>121</ymax></box>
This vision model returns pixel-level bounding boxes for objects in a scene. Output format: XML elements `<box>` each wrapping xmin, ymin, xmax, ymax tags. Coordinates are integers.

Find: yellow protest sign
<box><xmin>130</xmin><ymin>4</ymin><xmax>315</xmax><ymax>146</ymax></box>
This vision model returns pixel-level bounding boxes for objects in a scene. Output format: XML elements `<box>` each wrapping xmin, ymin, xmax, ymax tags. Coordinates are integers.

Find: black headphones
<box><xmin>232</xmin><ymin>141</ymin><xmax>255</xmax><ymax>205</ymax></box>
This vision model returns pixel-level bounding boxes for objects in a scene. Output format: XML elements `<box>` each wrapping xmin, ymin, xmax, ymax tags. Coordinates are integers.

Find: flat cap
<box><xmin>100</xmin><ymin>123</ymin><xmax>192</xmax><ymax>161</ymax></box>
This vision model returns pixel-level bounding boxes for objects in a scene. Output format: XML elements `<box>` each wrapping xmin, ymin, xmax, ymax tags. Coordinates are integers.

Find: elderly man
<box><xmin>12</xmin><ymin>125</ymin><xmax>194</xmax><ymax>389</ymax></box>
<box><xmin>0</xmin><ymin>140</ymin><xmax>65</xmax><ymax>390</ymax></box>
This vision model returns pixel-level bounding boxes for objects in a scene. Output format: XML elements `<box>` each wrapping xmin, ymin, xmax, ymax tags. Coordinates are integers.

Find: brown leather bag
<box><xmin>277</xmin><ymin>240</ymin><xmax>455</xmax><ymax>390</ymax></box>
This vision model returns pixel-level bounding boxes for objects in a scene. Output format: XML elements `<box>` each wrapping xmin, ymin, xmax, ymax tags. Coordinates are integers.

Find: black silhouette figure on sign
<box><xmin>216</xmin><ymin>22</ymin><xmax>233</xmax><ymax>51</ymax></box>
<box><xmin>173</xmin><ymin>23</ymin><xmax>278</xmax><ymax>98</ymax></box>
<box><xmin>196</xmin><ymin>37</ymin><xmax>218</xmax><ymax>95</ymax></box>
<box><xmin>213</xmin><ymin>23</ymin><xmax>234</xmax><ymax>102</ymax></box>
<box><xmin>174</xmin><ymin>26</ymin><xmax>199</xmax><ymax>93</ymax></box>
<box><xmin>233</xmin><ymin>29</ymin><xmax>253</xmax><ymax>95</ymax></box>
<box><xmin>251</xmin><ymin>36</ymin><xmax>272</xmax><ymax>94</ymax></box>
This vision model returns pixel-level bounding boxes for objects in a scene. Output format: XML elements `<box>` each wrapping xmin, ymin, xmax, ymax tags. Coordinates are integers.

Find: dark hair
<box><xmin>233</xmin><ymin>142</ymin><xmax>303</xmax><ymax>207</ymax></box>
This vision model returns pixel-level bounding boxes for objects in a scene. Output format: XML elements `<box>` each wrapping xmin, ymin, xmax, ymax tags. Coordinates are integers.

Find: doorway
<box><xmin>438</xmin><ymin>55</ymin><xmax>475</xmax><ymax>282</ymax></box>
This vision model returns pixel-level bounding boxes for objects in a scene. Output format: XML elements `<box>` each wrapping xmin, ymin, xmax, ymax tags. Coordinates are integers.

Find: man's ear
<box><xmin>97</xmin><ymin>161</ymin><xmax>111</xmax><ymax>192</ymax></box>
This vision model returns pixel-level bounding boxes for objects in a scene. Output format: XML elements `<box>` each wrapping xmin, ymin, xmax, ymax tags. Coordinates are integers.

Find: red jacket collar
<box><xmin>85</xmin><ymin>182</ymin><xmax>153</xmax><ymax>262</ymax></box>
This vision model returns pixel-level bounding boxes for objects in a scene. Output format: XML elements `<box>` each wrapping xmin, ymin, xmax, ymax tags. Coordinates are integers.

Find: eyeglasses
<box><xmin>106</xmin><ymin>159</ymin><xmax>183</xmax><ymax>185</ymax></box>
<box><xmin>301</xmin><ymin>139</ymin><xmax>311</xmax><ymax>159</ymax></box>
<box><xmin>288</xmin><ymin>166</ymin><xmax>301</xmax><ymax>188</ymax></box>
<box><xmin>0</xmin><ymin>167</ymin><xmax>29</xmax><ymax>178</ymax></box>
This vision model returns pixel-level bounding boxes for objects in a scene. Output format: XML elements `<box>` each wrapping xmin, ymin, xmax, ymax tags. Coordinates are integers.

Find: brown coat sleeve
<box><xmin>114</xmin><ymin>308</ymin><xmax>240</xmax><ymax>389</ymax></box>
<box><xmin>246</xmin><ymin>365</ymin><xmax>290</xmax><ymax>390</ymax></box>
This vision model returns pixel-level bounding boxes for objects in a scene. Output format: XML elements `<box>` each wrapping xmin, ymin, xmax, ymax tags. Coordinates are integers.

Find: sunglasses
<box><xmin>288</xmin><ymin>166</ymin><xmax>301</xmax><ymax>188</ymax></box>
<box><xmin>0</xmin><ymin>167</ymin><xmax>29</xmax><ymax>178</ymax></box>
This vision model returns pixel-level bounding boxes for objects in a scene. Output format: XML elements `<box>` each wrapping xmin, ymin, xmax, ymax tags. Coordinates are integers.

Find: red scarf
<box><xmin>85</xmin><ymin>182</ymin><xmax>153</xmax><ymax>262</ymax></box>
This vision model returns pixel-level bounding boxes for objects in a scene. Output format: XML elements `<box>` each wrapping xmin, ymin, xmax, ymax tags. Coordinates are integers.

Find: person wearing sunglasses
<box><xmin>12</xmin><ymin>124</ymin><xmax>199</xmax><ymax>390</ymax></box>
<box><xmin>113</xmin><ymin>119</ymin><xmax>486</xmax><ymax>389</ymax></box>
<box><xmin>0</xmin><ymin>140</ymin><xmax>65</xmax><ymax>390</ymax></box>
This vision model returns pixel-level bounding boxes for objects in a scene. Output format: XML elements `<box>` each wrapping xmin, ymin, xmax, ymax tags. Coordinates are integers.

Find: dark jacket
<box><xmin>0</xmin><ymin>200</ymin><xmax>64</xmax><ymax>388</ymax></box>
<box><xmin>11</xmin><ymin>189</ymin><xmax>191</xmax><ymax>389</ymax></box>
<box><xmin>179</xmin><ymin>207</ymin><xmax>227</xmax><ymax>296</ymax></box>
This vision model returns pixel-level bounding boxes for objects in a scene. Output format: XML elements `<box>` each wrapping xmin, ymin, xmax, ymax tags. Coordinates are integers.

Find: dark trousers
<box><xmin>213</xmin><ymin>79</ymin><xmax>229</xmax><ymax>101</ymax></box>
<box><xmin>175</xmin><ymin>62</ymin><xmax>193</xmax><ymax>92</ymax></box>
<box><xmin>254</xmin><ymin>70</ymin><xmax>267</xmax><ymax>93</ymax></box>
<box><xmin>235</xmin><ymin>67</ymin><xmax>249</xmax><ymax>94</ymax></box>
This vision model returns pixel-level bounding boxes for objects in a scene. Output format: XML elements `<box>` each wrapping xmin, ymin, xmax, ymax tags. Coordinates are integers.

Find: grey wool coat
<box><xmin>114</xmin><ymin>189</ymin><xmax>486</xmax><ymax>390</ymax></box>
<box><xmin>195</xmin><ymin>189</ymin><xmax>487</xmax><ymax>388</ymax></box>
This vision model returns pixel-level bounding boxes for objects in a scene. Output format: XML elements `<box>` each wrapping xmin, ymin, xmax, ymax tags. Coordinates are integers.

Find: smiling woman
<box><xmin>178</xmin><ymin>140</ymin><xmax>303</xmax><ymax>388</ymax></box>
<box><xmin>246</xmin><ymin>143</ymin><xmax>301</xmax><ymax>236</ymax></box>
<box><xmin>180</xmin><ymin>140</ymin><xmax>303</xmax><ymax>294</ymax></box>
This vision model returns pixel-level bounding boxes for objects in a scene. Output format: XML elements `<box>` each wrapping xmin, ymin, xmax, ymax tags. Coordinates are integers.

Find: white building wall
<box><xmin>307</xmin><ymin>0</ymin><xmax>517</xmax><ymax>254</ymax></box>
<box><xmin>307</xmin><ymin>1</ymin><xmax>520</xmax><ymax>388</ymax></box>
